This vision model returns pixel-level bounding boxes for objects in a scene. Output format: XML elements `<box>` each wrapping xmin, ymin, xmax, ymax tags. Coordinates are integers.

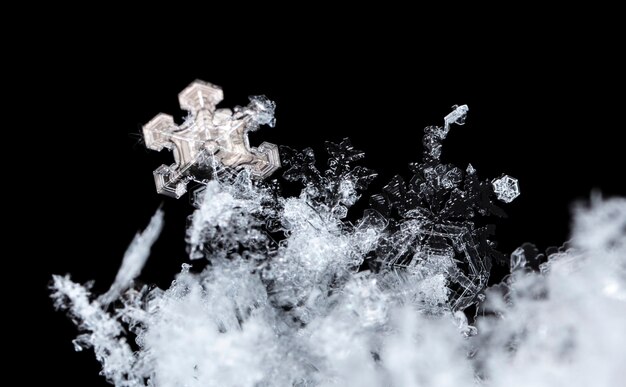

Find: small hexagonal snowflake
<box><xmin>492</xmin><ymin>175</ymin><xmax>520</xmax><ymax>203</ymax></box>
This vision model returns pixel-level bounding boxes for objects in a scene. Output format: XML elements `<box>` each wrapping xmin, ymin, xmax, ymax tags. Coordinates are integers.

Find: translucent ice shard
<box><xmin>510</xmin><ymin>246</ymin><xmax>526</xmax><ymax>272</ymax></box>
<box><xmin>444</xmin><ymin>104</ymin><xmax>469</xmax><ymax>131</ymax></box>
<box><xmin>424</xmin><ymin>105</ymin><xmax>468</xmax><ymax>161</ymax></box>
<box><xmin>143</xmin><ymin>80</ymin><xmax>281</xmax><ymax>198</ymax></box>
<box><xmin>492</xmin><ymin>175</ymin><xmax>520</xmax><ymax>203</ymax></box>
<box><xmin>101</xmin><ymin>209</ymin><xmax>164</xmax><ymax>304</ymax></box>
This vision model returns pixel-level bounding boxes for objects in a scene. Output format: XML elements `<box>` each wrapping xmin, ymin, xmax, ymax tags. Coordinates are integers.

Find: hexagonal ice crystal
<box><xmin>492</xmin><ymin>175</ymin><xmax>520</xmax><ymax>203</ymax></box>
<box><xmin>142</xmin><ymin>80</ymin><xmax>281</xmax><ymax>198</ymax></box>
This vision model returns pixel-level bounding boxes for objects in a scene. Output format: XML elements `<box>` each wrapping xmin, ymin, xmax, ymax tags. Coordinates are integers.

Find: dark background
<box><xmin>34</xmin><ymin>23</ymin><xmax>624</xmax><ymax>386</ymax></box>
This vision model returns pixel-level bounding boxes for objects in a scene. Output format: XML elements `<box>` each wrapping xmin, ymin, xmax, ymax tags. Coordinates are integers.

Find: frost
<box><xmin>53</xmin><ymin>82</ymin><xmax>626</xmax><ymax>387</ymax></box>
<box><xmin>51</xmin><ymin>275</ymin><xmax>146</xmax><ymax>386</ymax></box>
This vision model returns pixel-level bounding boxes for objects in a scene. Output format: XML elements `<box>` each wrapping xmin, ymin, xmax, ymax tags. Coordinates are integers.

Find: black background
<box><xmin>34</xmin><ymin>20</ymin><xmax>624</xmax><ymax>386</ymax></box>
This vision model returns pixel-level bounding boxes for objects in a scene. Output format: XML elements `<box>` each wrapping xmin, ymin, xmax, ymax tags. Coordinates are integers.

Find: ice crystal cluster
<box><xmin>52</xmin><ymin>81</ymin><xmax>626</xmax><ymax>387</ymax></box>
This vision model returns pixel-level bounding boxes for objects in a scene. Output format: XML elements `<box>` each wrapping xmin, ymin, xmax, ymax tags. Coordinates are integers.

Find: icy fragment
<box><xmin>444</xmin><ymin>104</ymin><xmax>469</xmax><ymax>131</ymax></box>
<box><xmin>240</xmin><ymin>95</ymin><xmax>276</xmax><ymax>128</ymax></box>
<box><xmin>442</xmin><ymin>167</ymin><xmax>462</xmax><ymax>189</ymax></box>
<box><xmin>143</xmin><ymin>80</ymin><xmax>281</xmax><ymax>198</ymax></box>
<box><xmin>101</xmin><ymin>209</ymin><xmax>164</xmax><ymax>304</ymax></box>
<box><xmin>510</xmin><ymin>246</ymin><xmax>527</xmax><ymax>272</ymax></box>
<box><xmin>492</xmin><ymin>175</ymin><xmax>520</xmax><ymax>203</ymax></box>
<box><xmin>332</xmin><ymin>205</ymin><xmax>349</xmax><ymax>219</ymax></box>
<box><xmin>422</xmin><ymin>105</ymin><xmax>468</xmax><ymax>161</ymax></box>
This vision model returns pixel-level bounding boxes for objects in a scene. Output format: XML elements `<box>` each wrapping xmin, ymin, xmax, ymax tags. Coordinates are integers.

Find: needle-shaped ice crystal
<box><xmin>444</xmin><ymin>104</ymin><xmax>469</xmax><ymax>132</ymax></box>
<box><xmin>492</xmin><ymin>175</ymin><xmax>520</xmax><ymax>203</ymax></box>
<box><xmin>424</xmin><ymin>105</ymin><xmax>469</xmax><ymax>160</ymax></box>
<box><xmin>142</xmin><ymin>80</ymin><xmax>281</xmax><ymax>198</ymax></box>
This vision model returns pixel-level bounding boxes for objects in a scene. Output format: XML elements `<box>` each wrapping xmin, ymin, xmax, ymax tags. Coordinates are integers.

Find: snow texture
<box><xmin>52</xmin><ymin>97</ymin><xmax>626</xmax><ymax>387</ymax></box>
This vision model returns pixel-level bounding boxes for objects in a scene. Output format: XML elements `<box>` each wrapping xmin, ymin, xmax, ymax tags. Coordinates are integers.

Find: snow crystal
<box><xmin>52</xmin><ymin>81</ymin><xmax>625</xmax><ymax>387</ymax></box>
<box><xmin>492</xmin><ymin>175</ymin><xmax>520</xmax><ymax>203</ymax></box>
